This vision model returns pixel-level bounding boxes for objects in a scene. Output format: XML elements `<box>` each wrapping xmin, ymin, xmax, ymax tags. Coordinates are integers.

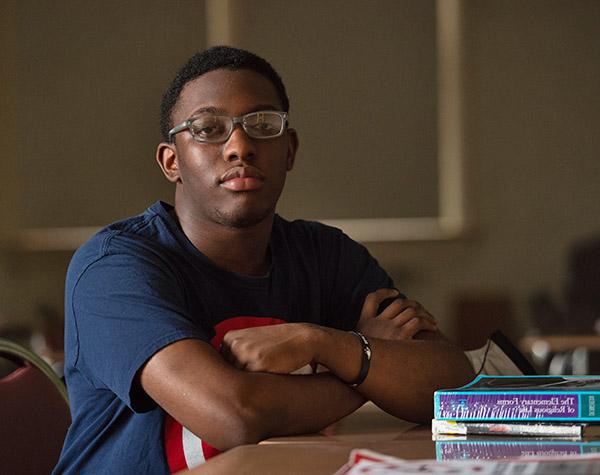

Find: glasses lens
<box><xmin>243</xmin><ymin>112</ymin><xmax>284</xmax><ymax>138</ymax></box>
<box><xmin>189</xmin><ymin>114</ymin><xmax>230</xmax><ymax>142</ymax></box>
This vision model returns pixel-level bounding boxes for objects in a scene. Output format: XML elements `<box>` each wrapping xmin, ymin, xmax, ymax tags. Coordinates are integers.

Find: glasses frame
<box><xmin>168</xmin><ymin>110</ymin><xmax>289</xmax><ymax>143</ymax></box>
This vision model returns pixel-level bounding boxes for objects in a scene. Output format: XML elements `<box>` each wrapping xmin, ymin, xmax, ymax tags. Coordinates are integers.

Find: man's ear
<box><xmin>286</xmin><ymin>128</ymin><xmax>299</xmax><ymax>171</ymax></box>
<box><xmin>156</xmin><ymin>142</ymin><xmax>181</xmax><ymax>183</ymax></box>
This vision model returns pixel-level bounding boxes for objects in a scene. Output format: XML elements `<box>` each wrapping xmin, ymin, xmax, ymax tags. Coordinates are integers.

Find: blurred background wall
<box><xmin>1</xmin><ymin>0</ymin><xmax>599</xmax><ymax>353</ymax></box>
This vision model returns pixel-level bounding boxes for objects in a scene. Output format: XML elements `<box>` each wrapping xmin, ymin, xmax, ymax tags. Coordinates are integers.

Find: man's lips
<box><xmin>219</xmin><ymin>166</ymin><xmax>265</xmax><ymax>191</ymax></box>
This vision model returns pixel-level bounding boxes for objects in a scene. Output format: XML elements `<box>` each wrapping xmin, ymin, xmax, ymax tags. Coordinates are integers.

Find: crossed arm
<box><xmin>140</xmin><ymin>289</ymin><xmax>474</xmax><ymax>451</ymax></box>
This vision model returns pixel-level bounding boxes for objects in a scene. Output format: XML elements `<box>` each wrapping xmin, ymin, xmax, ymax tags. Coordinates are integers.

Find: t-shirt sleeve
<box><xmin>69</xmin><ymin>251</ymin><xmax>206</xmax><ymax>413</ymax></box>
<box><xmin>320</xmin><ymin>227</ymin><xmax>395</xmax><ymax>331</ymax></box>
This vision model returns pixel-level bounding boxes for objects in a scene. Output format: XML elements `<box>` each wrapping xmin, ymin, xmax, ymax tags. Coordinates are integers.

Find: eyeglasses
<box><xmin>168</xmin><ymin>110</ymin><xmax>289</xmax><ymax>143</ymax></box>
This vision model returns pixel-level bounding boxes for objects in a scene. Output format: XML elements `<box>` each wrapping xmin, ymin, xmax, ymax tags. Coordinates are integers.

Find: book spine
<box><xmin>436</xmin><ymin>441</ymin><xmax>600</xmax><ymax>461</ymax></box>
<box><xmin>431</xmin><ymin>419</ymin><xmax>583</xmax><ymax>437</ymax></box>
<box><xmin>435</xmin><ymin>392</ymin><xmax>600</xmax><ymax>420</ymax></box>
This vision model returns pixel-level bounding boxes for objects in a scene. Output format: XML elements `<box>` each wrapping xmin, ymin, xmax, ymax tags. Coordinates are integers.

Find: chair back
<box><xmin>0</xmin><ymin>337</ymin><xmax>70</xmax><ymax>475</ymax></box>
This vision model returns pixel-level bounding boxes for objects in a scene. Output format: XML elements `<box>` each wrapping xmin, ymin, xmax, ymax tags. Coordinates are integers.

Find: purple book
<box><xmin>434</xmin><ymin>375</ymin><xmax>600</xmax><ymax>421</ymax></box>
<box><xmin>436</xmin><ymin>439</ymin><xmax>600</xmax><ymax>460</ymax></box>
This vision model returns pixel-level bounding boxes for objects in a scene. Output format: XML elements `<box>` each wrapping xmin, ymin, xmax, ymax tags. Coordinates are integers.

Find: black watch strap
<box><xmin>347</xmin><ymin>331</ymin><xmax>371</xmax><ymax>387</ymax></box>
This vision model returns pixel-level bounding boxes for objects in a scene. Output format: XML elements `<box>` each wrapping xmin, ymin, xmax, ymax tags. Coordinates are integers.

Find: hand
<box><xmin>356</xmin><ymin>288</ymin><xmax>438</xmax><ymax>340</ymax></box>
<box><xmin>221</xmin><ymin>323</ymin><xmax>320</xmax><ymax>374</ymax></box>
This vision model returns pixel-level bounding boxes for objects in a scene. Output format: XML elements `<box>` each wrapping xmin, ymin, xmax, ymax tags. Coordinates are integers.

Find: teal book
<box><xmin>434</xmin><ymin>375</ymin><xmax>600</xmax><ymax>421</ymax></box>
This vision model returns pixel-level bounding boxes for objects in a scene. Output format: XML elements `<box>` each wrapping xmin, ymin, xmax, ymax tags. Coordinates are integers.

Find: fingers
<box><xmin>360</xmin><ymin>288</ymin><xmax>400</xmax><ymax>321</ymax></box>
<box><xmin>378</xmin><ymin>298</ymin><xmax>416</xmax><ymax>319</ymax></box>
<box><xmin>220</xmin><ymin>334</ymin><xmax>246</xmax><ymax>370</ymax></box>
<box><xmin>396</xmin><ymin>316</ymin><xmax>438</xmax><ymax>339</ymax></box>
<box><xmin>221</xmin><ymin>330</ymin><xmax>259</xmax><ymax>371</ymax></box>
<box><xmin>357</xmin><ymin>311</ymin><xmax>439</xmax><ymax>340</ymax></box>
<box><xmin>379</xmin><ymin>313</ymin><xmax>438</xmax><ymax>340</ymax></box>
<box><xmin>372</xmin><ymin>297</ymin><xmax>439</xmax><ymax>339</ymax></box>
<box><xmin>219</xmin><ymin>324</ymin><xmax>314</xmax><ymax>374</ymax></box>
<box><xmin>379</xmin><ymin>299</ymin><xmax>437</xmax><ymax>325</ymax></box>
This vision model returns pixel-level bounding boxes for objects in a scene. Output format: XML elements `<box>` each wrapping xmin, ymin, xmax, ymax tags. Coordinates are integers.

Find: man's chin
<box><xmin>213</xmin><ymin>207</ymin><xmax>275</xmax><ymax>229</ymax></box>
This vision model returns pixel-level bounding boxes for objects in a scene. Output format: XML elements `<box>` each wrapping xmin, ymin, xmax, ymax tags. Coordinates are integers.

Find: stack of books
<box><xmin>432</xmin><ymin>375</ymin><xmax>600</xmax><ymax>460</ymax></box>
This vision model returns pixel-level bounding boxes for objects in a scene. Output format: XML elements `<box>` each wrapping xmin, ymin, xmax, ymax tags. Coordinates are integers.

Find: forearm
<box><xmin>316</xmin><ymin>328</ymin><xmax>474</xmax><ymax>423</ymax></box>
<box><xmin>141</xmin><ymin>339</ymin><xmax>364</xmax><ymax>452</ymax></box>
<box><xmin>233</xmin><ymin>371</ymin><xmax>366</xmax><ymax>445</ymax></box>
<box><xmin>359</xmin><ymin>339</ymin><xmax>473</xmax><ymax>421</ymax></box>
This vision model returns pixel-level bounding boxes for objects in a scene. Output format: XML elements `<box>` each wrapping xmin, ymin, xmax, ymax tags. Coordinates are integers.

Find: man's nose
<box><xmin>223</xmin><ymin>125</ymin><xmax>256</xmax><ymax>162</ymax></box>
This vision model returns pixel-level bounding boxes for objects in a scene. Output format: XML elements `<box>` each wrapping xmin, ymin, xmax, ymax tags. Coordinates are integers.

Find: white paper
<box><xmin>336</xmin><ymin>448</ymin><xmax>600</xmax><ymax>474</ymax></box>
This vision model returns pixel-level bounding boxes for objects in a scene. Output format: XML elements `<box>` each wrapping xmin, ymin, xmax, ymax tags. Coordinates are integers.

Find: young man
<box><xmin>54</xmin><ymin>46</ymin><xmax>473</xmax><ymax>474</ymax></box>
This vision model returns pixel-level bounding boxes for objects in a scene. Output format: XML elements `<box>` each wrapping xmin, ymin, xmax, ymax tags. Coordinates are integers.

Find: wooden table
<box><xmin>185</xmin><ymin>402</ymin><xmax>436</xmax><ymax>474</ymax></box>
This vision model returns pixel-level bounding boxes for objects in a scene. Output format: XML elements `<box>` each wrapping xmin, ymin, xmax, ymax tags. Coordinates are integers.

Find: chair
<box><xmin>527</xmin><ymin>236</ymin><xmax>600</xmax><ymax>373</ymax></box>
<box><xmin>530</xmin><ymin>236</ymin><xmax>600</xmax><ymax>335</ymax></box>
<box><xmin>0</xmin><ymin>337</ymin><xmax>70</xmax><ymax>475</ymax></box>
<box><xmin>565</xmin><ymin>237</ymin><xmax>600</xmax><ymax>333</ymax></box>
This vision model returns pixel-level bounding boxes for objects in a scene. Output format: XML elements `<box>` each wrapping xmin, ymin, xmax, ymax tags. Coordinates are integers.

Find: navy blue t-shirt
<box><xmin>54</xmin><ymin>201</ymin><xmax>393</xmax><ymax>474</ymax></box>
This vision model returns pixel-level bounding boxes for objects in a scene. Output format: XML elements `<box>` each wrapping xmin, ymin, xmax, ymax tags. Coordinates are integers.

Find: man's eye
<box><xmin>192</xmin><ymin>120</ymin><xmax>224</xmax><ymax>137</ymax></box>
<box><xmin>199</xmin><ymin>126</ymin><xmax>217</xmax><ymax>134</ymax></box>
<box><xmin>248</xmin><ymin>121</ymin><xmax>277</xmax><ymax>133</ymax></box>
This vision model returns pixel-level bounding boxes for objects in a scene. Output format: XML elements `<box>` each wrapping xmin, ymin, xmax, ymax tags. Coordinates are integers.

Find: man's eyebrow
<box><xmin>189</xmin><ymin>106</ymin><xmax>219</xmax><ymax>116</ymax></box>
<box><xmin>247</xmin><ymin>104</ymin><xmax>279</xmax><ymax>113</ymax></box>
<box><xmin>188</xmin><ymin>104</ymin><xmax>280</xmax><ymax>117</ymax></box>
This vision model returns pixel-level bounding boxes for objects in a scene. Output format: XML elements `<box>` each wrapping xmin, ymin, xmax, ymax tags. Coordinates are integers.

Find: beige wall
<box><xmin>1</xmin><ymin>0</ymin><xmax>600</xmax><ymax>343</ymax></box>
<box><xmin>14</xmin><ymin>0</ymin><xmax>206</xmax><ymax>228</ymax></box>
<box><xmin>370</xmin><ymin>0</ymin><xmax>600</xmax><ymax>339</ymax></box>
<box><xmin>230</xmin><ymin>0</ymin><xmax>439</xmax><ymax>220</ymax></box>
<box><xmin>0</xmin><ymin>1</ymin><xmax>20</xmax><ymax>325</ymax></box>
<box><xmin>1</xmin><ymin>0</ymin><xmax>207</xmax><ymax>325</ymax></box>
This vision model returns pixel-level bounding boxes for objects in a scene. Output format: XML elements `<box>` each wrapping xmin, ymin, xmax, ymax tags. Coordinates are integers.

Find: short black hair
<box><xmin>160</xmin><ymin>46</ymin><xmax>290</xmax><ymax>142</ymax></box>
